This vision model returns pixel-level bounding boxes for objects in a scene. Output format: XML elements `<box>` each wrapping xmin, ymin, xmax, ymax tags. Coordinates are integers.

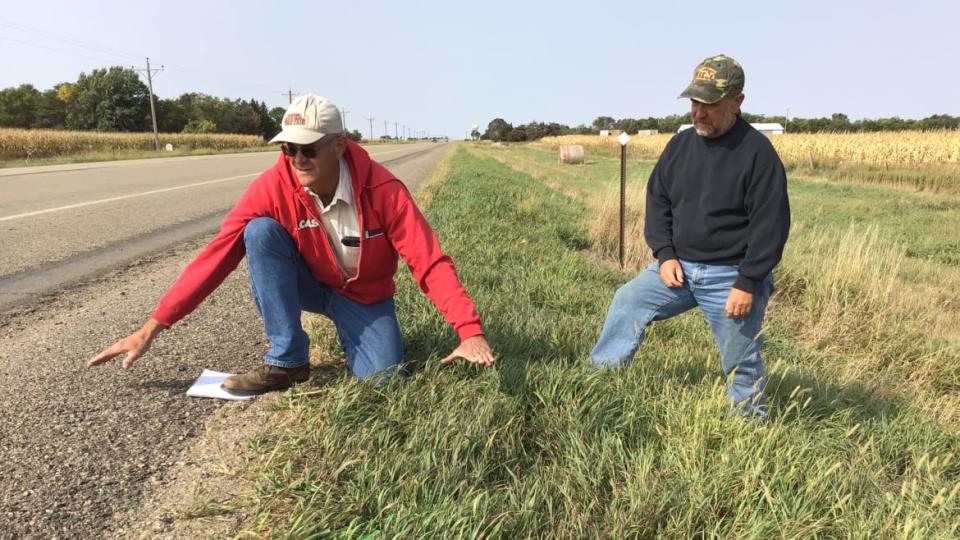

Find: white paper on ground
<box><xmin>186</xmin><ymin>369</ymin><xmax>254</xmax><ymax>400</ymax></box>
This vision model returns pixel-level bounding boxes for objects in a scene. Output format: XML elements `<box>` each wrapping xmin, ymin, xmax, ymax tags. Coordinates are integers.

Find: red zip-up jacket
<box><xmin>152</xmin><ymin>141</ymin><xmax>484</xmax><ymax>340</ymax></box>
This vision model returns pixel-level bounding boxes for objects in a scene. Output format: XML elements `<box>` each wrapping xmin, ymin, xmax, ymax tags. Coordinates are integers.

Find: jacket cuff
<box><xmin>456</xmin><ymin>323</ymin><xmax>484</xmax><ymax>341</ymax></box>
<box><xmin>656</xmin><ymin>247</ymin><xmax>677</xmax><ymax>266</ymax></box>
<box><xmin>733</xmin><ymin>275</ymin><xmax>759</xmax><ymax>294</ymax></box>
<box><xmin>151</xmin><ymin>309</ymin><xmax>173</xmax><ymax>329</ymax></box>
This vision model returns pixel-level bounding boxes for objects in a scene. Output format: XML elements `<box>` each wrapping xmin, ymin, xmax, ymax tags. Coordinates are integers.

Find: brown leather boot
<box><xmin>222</xmin><ymin>364</ymin><xmax>310</xmax><ymax>395</ymax></box>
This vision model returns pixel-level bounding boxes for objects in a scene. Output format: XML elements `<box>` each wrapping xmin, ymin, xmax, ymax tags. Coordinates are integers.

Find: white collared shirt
<box><xmin>304</xmin><ymin>158</ymin><xmax>360</xmax><ymax>278</ymax></box>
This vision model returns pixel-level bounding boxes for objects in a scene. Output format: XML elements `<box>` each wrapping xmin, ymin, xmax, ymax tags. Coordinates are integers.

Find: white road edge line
<box><xmin>0</xmin><ymin>173</ymin><xmax>256</xmax><ymax>222</ymax></box>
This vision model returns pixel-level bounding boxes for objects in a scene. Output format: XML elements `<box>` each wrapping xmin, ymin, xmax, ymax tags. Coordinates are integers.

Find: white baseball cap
<box><xmin>269</xmin><ymin>94</ymin><xmax>344</xmax><ymax>144</ymax></box>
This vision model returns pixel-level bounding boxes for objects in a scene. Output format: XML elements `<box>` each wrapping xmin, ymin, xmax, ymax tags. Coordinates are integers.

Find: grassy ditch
<box><xmin>234</xmin><ymin>145</ymin><xmax>959</xmax><ymax>537</ymax></box>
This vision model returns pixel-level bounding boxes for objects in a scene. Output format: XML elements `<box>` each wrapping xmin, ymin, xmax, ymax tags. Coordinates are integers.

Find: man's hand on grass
<box><xmin>441</xmin><ymin>335</ymin><xmax>495</xmax><ymax>367</ymax></box>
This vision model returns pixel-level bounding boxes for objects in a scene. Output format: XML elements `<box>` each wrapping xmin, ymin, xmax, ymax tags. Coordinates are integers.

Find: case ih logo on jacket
<box><xmin>298</xmin><ymin>218</ymin><xmax>320</xmax><ymax>230</ymax></box>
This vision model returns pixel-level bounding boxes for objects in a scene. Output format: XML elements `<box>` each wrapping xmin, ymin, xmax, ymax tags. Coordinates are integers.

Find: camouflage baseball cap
<box><xmin>678</xmin><ymin>54</ymin><xmax>745</xmax><ymax>104</ymax></box>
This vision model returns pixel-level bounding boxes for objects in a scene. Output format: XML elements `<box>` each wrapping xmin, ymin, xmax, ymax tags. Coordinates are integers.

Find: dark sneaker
<box><xmin>222</xmin><ymin>364</ymin><xmax>310</xmax><ymax>395</ymax></box>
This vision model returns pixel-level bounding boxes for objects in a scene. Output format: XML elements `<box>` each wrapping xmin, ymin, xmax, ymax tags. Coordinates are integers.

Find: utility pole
<box><xmin>394</xmin><ymin>122</ymin><xmax>398</xmax><ymax>140</ymax></box>
<box><xmin>340</xmin><ymin>108</ymin><xmax>350</xmax><ymax>132</ymax></box>
<box><xmin>366</xmin><ymin>117</ymin><xmax>375</xmax><ymax>140</ymax></box>
<box><xmin>384</xmin><ymin>120</ymin><xmax>389</xmax><ymax>138</ymax></box>
<box><xmin>280</xmin><ymin>88</ymin><xmax>297</xmax><ymax>104</ymax></box>
<box><xmin>401</xmin><ymin>124</ymin><xmax>406</xmax><ymax>141</ymax></box>
<box><xmin>134</xmin><ymin>57</ymin><xmax>163</xmax><ymax>151</ymax></box>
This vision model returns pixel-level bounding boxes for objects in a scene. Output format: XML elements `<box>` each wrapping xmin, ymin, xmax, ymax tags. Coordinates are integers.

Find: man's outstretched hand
<box><xmin>87</xmin><ymin>319</ymin><xmax>164</xmax><ymax>369</ymax></box>
<box><xmin>440</xmin><ymin>335</ymin><xmax>495</xmax><ymax>367</ymax></box>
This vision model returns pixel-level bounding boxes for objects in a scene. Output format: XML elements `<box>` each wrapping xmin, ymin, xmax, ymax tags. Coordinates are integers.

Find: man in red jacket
<box><xmin>89</xmin><ymin>95</ymin><xmax>494</xmax><ymax>394</ymax></box>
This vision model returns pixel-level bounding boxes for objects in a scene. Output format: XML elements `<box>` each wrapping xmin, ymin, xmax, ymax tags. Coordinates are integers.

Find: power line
<box><xmin>0</xmin><ymin>35</ymin><xmax>131</xmax><ymax>67</ymax></box>
<box><xmin>0</xmin><ymin>17</ymin><xmax>144</xmax><ymax>61</ymax></box>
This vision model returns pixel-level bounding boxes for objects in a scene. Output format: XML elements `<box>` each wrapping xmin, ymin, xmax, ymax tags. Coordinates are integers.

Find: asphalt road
<box><xmin>0</xmin><ymin>142</ymin><xmax>442</xmax><ymax>312</ymax></box>
<box><xmin>0</xmin><ymin>142</ymin><xmax>449</xmax><ymax>538</ymax></box>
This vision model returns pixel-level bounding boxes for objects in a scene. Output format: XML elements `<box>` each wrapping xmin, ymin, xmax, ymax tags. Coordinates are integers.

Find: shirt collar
<box><xmin>305</xmin><ymin>157</ymin><xmax>353</xmax><ymax>211</ymax></box>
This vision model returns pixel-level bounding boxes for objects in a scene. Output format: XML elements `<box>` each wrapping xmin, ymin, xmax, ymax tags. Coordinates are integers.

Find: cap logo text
<box><xmin>694</xmin><ymin>67</ymin><xmax>717</xmax><ymax>82</ymax></box>
<box><xmin>284</xmin><ymin>113</ymin><xmax>306</xmax><ymax>126</ymax></box>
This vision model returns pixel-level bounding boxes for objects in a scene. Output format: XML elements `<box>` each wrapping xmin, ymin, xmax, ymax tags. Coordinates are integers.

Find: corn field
<box><xmin>0</xmin><ymin>128</ymin><xmax>266</xmax><ymax>160</ymax></box>
<box><xmin>539</xmin><ymin>134</ymin><xmax>672</xmax><ymax>161</ymax></box>
<box><xmin>540</xmin><ymin>130</ymin><xmax>960</xmax><ymax>168</ymax></box>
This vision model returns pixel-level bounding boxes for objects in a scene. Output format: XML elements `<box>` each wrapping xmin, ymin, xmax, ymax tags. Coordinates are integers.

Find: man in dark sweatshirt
<box><xmin>590</xmin><ymin>55</ymin><xmax>790</xmax><ymax>417</ymax></box>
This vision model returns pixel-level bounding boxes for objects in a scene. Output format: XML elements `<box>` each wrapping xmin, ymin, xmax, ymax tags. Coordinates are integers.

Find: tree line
<box><xmin>0</xmin><ymin>66</ymin><xmax>283</xmax><ymax>139</ymax></box>
<box><xmin>0</xmin><ymin>65</ymin><xmax>369</xmax><ymax>142</ymax></box>
<box><xmin>3</xmin><ymin>66</ymin><xmax>956</xmax><ymax>142</ymax></box>
<box><xmin>480</xmin><ymin>112</ymin><xmax>960</xmax><ymax>142</ymax></box>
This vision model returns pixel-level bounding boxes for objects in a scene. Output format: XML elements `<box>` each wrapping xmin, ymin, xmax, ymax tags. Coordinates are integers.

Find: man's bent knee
<box><xmin>244</xmin><ymin>217</ymin><xmax>285</xmax><ymax>243</ymax></box>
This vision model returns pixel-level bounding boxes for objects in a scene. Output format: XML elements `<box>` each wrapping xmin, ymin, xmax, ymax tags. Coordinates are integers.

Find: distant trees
<box><xmin>0</xmin><ymin>65</ymin><xmax>279</xmax><ymax>140</ymax></box>
<box><xmin>483</xmin><ymin>118</ymin><xmax>513</xmax><ymax>141</ymax></box>
<box><xmin>478</xmin><ymin>111</ymin><xmax>959</xmax><ymax>142</ymax></box>
<box><xmin>482</xmin><ymin>118</ymin><xmax>576</xmax><ymax>142</ymax></box>
<box><xmin>66</xmin><ymin>67</ymin><xmax>150</xmax><ymax>131</ymax></box>
<box><xmin>591</xmin><ymin>116</ymin><xmax>616</xmax><ymax>132</ymax></box>
<box><xmin>34</xmin><ymin>87</ymin><xmax>68</xmax><ymax>128</ymax></box>
<box><xmin>154</xmin><ymin>93</ymin><xmax>278</xmax><ymax>139</ymax></box>
<box><xmin>3</xmin><ymin>64</ymin><xmax>959</xmax><ymax>140</ymax></box>
<box><xmin>0</xmin><ymin>84</ymin><xmax>41</xmax><ymax>128</ymax></box>
<box><xmin>269</xmin><ymin>107</ymin><xmax>286</xmax><ymax>130</ymax></box>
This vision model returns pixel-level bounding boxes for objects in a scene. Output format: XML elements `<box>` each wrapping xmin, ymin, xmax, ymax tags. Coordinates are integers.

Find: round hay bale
<box><xmin>559</xmin><ymin>145</ymin><xmax>584</xmax><ymax>164</ymax></box>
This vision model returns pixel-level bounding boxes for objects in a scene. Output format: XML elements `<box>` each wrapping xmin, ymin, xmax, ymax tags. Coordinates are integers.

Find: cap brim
<box><xmin>269</xmin><ymin>128</ymin><xmax>330</xmax><ymax>145</ymax></box>
<box><xmin>678</xmin><ymin>82</ymin><xmax>725</xmax><ymax>104</ymax></box>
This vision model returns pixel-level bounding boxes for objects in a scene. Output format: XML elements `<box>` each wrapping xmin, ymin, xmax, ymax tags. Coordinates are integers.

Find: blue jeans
<box><xmin>244</xmin><ymin>217</ymin><xmax>404</xmax><ymax>381</ymax></box>
<box><xmin>591</xmin><ymin>260</ymin><xmax>773</xmax><ymax>415</ymax></box>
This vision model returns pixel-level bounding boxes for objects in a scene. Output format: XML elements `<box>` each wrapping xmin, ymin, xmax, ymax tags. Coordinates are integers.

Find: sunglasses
<box><xmin>280</xmin><ymin>138</ymin><xmax>335</xmax><ymax>159</ymax></box>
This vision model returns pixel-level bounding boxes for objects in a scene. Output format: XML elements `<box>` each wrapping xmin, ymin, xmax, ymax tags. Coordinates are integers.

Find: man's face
<box><xmin>282</xmin><ymin>136</ymin><xmax>347</xmax><ymax>189</ymax></box>
<box><xmin>690</xmin><ymin>93</ymin><xmax>744</xmax><ymax>138</ymax></box>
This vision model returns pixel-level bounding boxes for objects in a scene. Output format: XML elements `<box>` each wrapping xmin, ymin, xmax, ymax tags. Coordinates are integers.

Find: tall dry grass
<box><xmin>770</xmin><ymin>131</ymin><xmax>960</xmax><ymax>168</ymax></box>
<box><xmin>586</xmin><ymin>180</ymin><xmax>651</xmax><ymax>270</ymax></box>
<box><xmin>541</xmin><ymin>131</ymin><xmax>960</xmax><ymax>168</ymax></box>
<box><xmin>539</xmin><ymin>134</ymin><xmax>671</xmax><ymax>160</ymax></box>
<box><xmin>0</xmin><ymin>127</ymin><xmax>265</xmax><ymax>159</ymax></box>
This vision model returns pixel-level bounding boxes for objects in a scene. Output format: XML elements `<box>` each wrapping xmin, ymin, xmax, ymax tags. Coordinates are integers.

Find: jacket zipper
<box><xmin>297</xmin><ymin>188</ymin><xmax>345</xmax><ymax>289</ymax></box>
<box><xmin>342</xmin><ymin>169</ymin><xmax>365</xmax><ymax>292</ymax></box>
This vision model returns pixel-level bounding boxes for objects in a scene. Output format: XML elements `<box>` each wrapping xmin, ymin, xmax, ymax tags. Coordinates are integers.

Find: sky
<box><xmin>0</xmin><ymin>0</ymin><xmax>956</xmax><ymax>138</ymax></box>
